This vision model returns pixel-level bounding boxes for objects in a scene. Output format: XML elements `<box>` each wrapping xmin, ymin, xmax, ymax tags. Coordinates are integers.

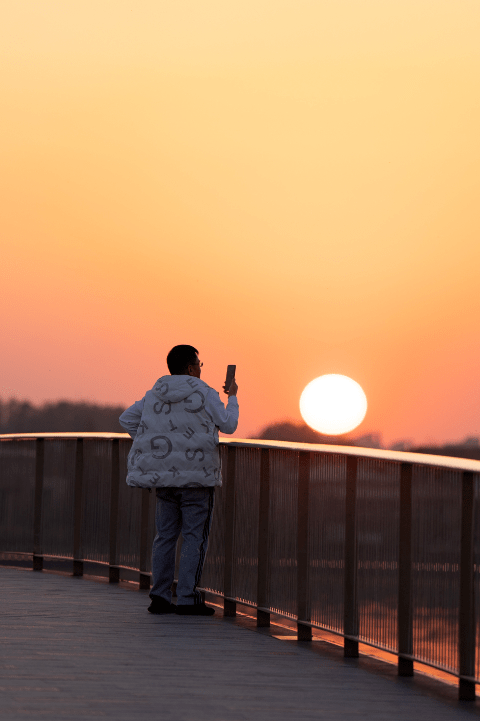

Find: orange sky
<box><xmin>2</xmin><ymin>0</ymin><xmax>480</xmax><ymax>447</ymax></box>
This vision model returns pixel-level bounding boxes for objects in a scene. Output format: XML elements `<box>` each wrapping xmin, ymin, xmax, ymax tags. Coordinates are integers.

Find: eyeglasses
<box><xmin>192</xmin><ymin>361</ymin><xmax>203</xmax><ymax>368</ymax></box>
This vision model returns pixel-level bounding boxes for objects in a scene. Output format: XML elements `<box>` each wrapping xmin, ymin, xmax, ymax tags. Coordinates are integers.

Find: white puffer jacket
<box><xmin>126</xmin><ymin>376</ymin><xmax>229</xmax><ymax>488</ymax></box>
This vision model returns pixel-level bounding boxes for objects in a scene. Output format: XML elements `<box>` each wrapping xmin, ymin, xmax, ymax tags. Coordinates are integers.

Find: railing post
<box><xmin>223</xmin><ymin>445</ymin><xmax>236</xmax><ymax>616</ymax></box>
<box><xmin>33</xmin><ymin>438</ymin><xmax>44</xmax><ymax>571</ymax></box>
<box><xmin>398</xmin><ymin>462</ymin><xmax>414</xmax><ymax>676</ymax></box>
<box><xmin>344</xmin><ymin>455</ymin><xmax>359</xmax><ymax>657</ymax></box>
<box><xmin>139</xmin><ymin>488</ymin><xmax>151</xmax><ymax>590</ymax></box>
<box><xmin>257</xmin><ymin>448</ymin><xmax>270</xmax><ymax>627</ymax></box>
<box><xmin>297</xmin><ymin>451</ymin><xmax>312</xmax><ymax>640</ymax></box>
<box><xmin>73</xmin><ymin>438</ymin><xmax>84</xmax><ymax>576</ymax></box>
<box><xmin>109</xmin><ymin>439</ymin><xmax>120</xmax><ymax>583</ymax></box>
<box><xmin>458</xmin><ymin>471</ymin><xmax>476</xmax><ymax>701</ymax></box>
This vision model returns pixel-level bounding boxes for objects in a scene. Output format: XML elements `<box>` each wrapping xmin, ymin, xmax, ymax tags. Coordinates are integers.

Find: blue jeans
<box><xmin>150</xmin><ymin>487</ymin><xmax>215</xmax><ymax>605</ymax></box>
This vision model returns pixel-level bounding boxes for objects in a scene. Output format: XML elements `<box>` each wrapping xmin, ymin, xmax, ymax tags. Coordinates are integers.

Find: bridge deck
<box><xmin>1</xmin><ymin>567</ymin><xmax>479</xmax><ymax>720</ymax></box>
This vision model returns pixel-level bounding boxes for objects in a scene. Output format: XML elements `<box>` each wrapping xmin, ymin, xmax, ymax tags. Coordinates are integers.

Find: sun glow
<box><xmin>300</xmin><ymin>374</ymin><xmax>367</xmax><ymax>435</ymax></box>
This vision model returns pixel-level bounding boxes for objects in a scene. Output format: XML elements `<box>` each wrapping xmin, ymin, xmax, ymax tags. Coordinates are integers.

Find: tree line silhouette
<box><xmin>0</xmin><ymin>398</ymin><xmax>125</xmax><ymax>434</ymax></box>
<box><xmin>254</xmin><ymin>420</ymin><xmax>382</xmax><ymax>448</ymax></box>
<box><xmin>254</xmin><ymin>420</ymin><xmax>480</xmax><ymax>460</ymax></box>
<box><xmin>1</xmin><ymin>399</ymin><xmax>479</xmax><ymax>461</ymax></box>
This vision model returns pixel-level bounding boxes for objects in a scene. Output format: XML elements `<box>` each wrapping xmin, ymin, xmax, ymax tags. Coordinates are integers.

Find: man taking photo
<box><xmin>119</xmin><ymin>345</ymin><xmax>239</xmax><ymax>616</ymax></box>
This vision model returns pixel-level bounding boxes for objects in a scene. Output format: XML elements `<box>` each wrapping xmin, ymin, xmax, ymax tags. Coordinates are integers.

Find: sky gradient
<box><xmin>2</xmin><ymin>1</ymin><xmax>480</xmax><ymax>447</ymax></box>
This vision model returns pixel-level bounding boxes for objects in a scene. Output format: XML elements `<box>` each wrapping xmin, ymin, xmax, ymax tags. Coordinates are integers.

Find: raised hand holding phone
<box><xmin>223</xmin><ymin>365</ymin><xmax>237</xmax><ymax>396</ymax></box>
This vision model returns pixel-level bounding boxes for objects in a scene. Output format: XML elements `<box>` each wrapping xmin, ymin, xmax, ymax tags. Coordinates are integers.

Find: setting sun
<box><xmin>300</xmin><ymin>374</ymin><xmax>367</xmax><ymax>435</ymax></box>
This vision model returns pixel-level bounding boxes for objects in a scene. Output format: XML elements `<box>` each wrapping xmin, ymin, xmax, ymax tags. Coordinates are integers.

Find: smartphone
<box><xmin>224</xmin><ymin>365</ymin><xmax>236</xmax><ymax>390</ymax></box>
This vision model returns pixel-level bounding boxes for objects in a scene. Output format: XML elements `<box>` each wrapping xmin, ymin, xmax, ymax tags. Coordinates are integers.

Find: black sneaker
<box><xmin>148</xmin><ymin>597</ymin><xmax>176</xmax><ymax>614</ymax></box>
<box><xmin>175</xmin><ymin>603</ymin><xmax>215</xmax><ymax>616</ymax></box>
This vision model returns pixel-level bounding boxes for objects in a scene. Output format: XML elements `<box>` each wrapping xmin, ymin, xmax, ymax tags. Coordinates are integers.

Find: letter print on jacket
<box><xmin>126</xmin><ymin>376</ymin><xmax>221</xmax><ymax>489</ymax></box>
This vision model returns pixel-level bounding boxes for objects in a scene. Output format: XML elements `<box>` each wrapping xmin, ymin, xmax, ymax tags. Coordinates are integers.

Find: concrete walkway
<box><xmin>1</xmin><ymin>567</ymin><xmax>479</xmax><ymax>721</ymax></box>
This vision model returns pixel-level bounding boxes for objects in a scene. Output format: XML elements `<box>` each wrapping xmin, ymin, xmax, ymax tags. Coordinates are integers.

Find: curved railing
<box><xmin>1</xmin><ymin>432</ymin><xmax>480</xmax><ymax>700</ymax></box>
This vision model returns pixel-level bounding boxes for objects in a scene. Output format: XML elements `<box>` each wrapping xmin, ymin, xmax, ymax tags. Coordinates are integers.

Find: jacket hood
<box><xmin>151</xmin><ymin>375</ymin><xmax>211</xmax><ymax>403</ymax></box>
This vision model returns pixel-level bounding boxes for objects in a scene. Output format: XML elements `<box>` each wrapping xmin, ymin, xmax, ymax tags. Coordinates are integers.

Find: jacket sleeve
<box><xmin>205</xmin><ymin>390</ymin><xmax>239</xmax><ymax>434</ymax></box>
<box><xmin>119</xmin><ymin>398</ymin><xmax>145</xmax><ymax>439</ymax></box>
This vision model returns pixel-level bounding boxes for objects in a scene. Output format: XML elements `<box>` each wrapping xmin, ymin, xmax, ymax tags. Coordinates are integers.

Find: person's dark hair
<box><xmin>166</xmin><ymin>345</ymin><xmax>199</xmax><ymax>375</ymax></box>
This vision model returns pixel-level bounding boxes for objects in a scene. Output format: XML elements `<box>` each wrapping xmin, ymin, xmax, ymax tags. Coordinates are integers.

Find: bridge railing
<box><xmin>1</xmin><ymin>432</ymin><xmax>480</xmax><ymax>700</ymax></box>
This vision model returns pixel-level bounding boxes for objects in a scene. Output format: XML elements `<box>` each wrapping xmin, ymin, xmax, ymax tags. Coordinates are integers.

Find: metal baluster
<box><xmin>297</xmin><ymin>451</ymin><xmax>312</xmax><ymax>641</ymax></box>
<box><xmin>33</xmin><ymin>438</ymin><xmax>44</xmax><ymax>571</ymax></box>
<box><xmin>344</xmin><ymin>455</ymin><xmax>358</xmax><ymax>657</ymax></box>
<box><xmin>73</xmin><ymin>438</ymin><xmax>84</xmax><ymax>576</ymax></box>
<box><xmin>398</xmin><ymin>462</ymin><xmax>414</xmax><ymax>676</ymax></box>
<box><xmin>458</xmin><ymin>471</ymin><xmax>475</xmax><ymax>701</ymax></box>
<box><xmin>139</xmin><ymin>488</ymin><xmax>151</xmax><ymax>589</ymax></box>
<box><xmin>109</xmin><ymin>438</ymin><xmax>120</xmax><ymax>583</ymax></box>
<box><xmin>223</xmin><ymin>445</ymin><xmax>237</xmax><ymax>616</ymax></box>
<box><xmin>257</xmin><ymin>448</ymin><xmax>271</xmax><ymax>627</ymax></box>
